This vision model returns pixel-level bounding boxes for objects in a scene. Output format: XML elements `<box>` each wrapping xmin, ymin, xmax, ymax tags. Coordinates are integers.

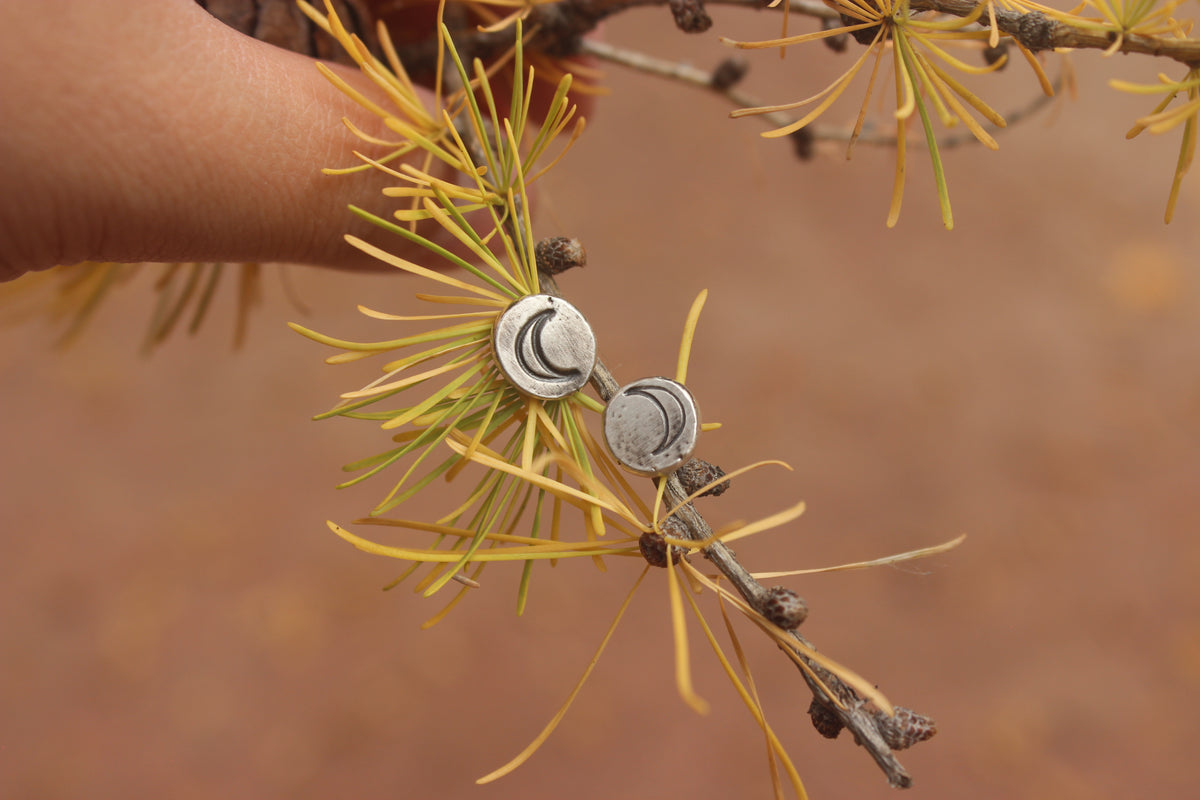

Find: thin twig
<box><xmin>541</xmin><ymin>0</ymin><xmax>1200</xmax><ymax>67</ymax></box>
<box><xmin>392</xmin><ymin>0</ymin><xmax>836</xmax><ymax>69</ymax></box>
<box><xmin>911</xmin><ymin>0</ymin><xmax>1200</xmax><ymax>67</ymax></box>
<box><xmin>579</xmin><ymin>38</ymin><xmax>806</xmax><ymax>134</ymax></box>
<box><xmin>582</xmin><ymin>37</ymin><xmax>1061</xmax><ymax>154</ymax></box>
<box><xmin>537</xmin><ymin>270</ymin><xmax>917</xmax><ymax>789</ymax></box>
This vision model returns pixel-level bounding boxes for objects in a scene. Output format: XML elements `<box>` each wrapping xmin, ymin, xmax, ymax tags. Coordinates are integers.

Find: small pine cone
<box><xmin>710</xmin><ymin>58</ymin><xmax>749</xmax><ymax>91</ymax></box>
<box><xmin>1017</xmin><ymin>11</ymin><xmax>1055</xmax><ymax>52</ymax></box>
<box><xmin>808</xmin><ymin>698</ymin><xmax>844</xmax><ymax>739</ymax></box>
<box><xmin>760</xmin><ymin>586</ymin><xmax>808</xmax><ymax>629</ymax></box>
<box><xmin>676</xmin><ymin>458</ymin><xmax>730</xmax><ymax>498</ymax></box>
<box><xmin>535</xmin><ymin>237</ymin><xmax>587</xmax><ymax>275</ymax></box>
<box><xmin>668</xmin><ymin>0</ymin><xmax>713</xmax><ymax>33</ymax></box>
<box><xmin>639</xmin><ymin>524</ymin><xmax>689</xmax><ymax>568</ymax></box>
<box><xmin>639</xmin><ymin>532</ymin><xmax>671</xmax><ymax>568</ymax></box>
<box><xmin>790</xmin><ymin>128</ymin><xmax>815</xmax><ymax>161</ymax></box>
<box><xmin>876</xmin><ymin>706</ymin><xmax>937</xmax><ymax>750</ymax></box>
<box><xmin>840</xmin><ymin>13</ymin><xmax>882</xmax><ymax>46</ymax></box>
<box><xmin>982</xmin><ymin>41</ymin><xmax>1009</xmax><ymax>69</ymax></box>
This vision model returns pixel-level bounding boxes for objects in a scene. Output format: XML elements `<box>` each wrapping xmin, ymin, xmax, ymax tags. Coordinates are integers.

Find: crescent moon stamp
<box><xmin>603</xmin><ymin>377</ymin><xmax>700</xmax><ymax>476</ymax></box>
<box><xmin>492</xmin><ymin>295</ymin><xmax>596</xmax><ymax>399</ymax></box>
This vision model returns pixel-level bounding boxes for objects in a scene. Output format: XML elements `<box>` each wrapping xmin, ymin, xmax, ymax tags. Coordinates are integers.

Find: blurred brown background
<box><xmin>4</xmin><ymin>11</ymin><xmax>1200</xmax><ymax>799</ymax></box>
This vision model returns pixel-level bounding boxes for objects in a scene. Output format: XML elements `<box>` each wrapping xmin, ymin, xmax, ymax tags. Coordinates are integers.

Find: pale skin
<box><xmin>0</xmin><ymin>0</ymin><xmax>453</xmax><ymax>281</ymax></box>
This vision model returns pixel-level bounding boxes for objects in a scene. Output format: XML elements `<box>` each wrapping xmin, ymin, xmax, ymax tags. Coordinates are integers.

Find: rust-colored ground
<box><xmin>4</xmin><ymin>12</ymin><xmax>1200</xmax><ymax>800</ymax></box>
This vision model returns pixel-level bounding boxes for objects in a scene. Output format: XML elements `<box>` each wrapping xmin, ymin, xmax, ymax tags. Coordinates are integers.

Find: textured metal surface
<box><xmin>603</xmin><ymin>377</ymin><xmax>699</xmax><ymax>476</ymax></box>
<box><xmin>492</xmin><ymin>295</ymin><xmax>596</xmax><ymax>399</ymax></box>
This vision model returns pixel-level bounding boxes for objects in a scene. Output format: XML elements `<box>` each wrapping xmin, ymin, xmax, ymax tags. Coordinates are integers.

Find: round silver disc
<box><xmin>603</xmin><ymin>377</ymin><xmax>700</xmax><ymax>476</ymax></box>
<box><xmin>492</xmin><ymin>295</ymin><xmax>596</xmax><ymax>399</ymax></box>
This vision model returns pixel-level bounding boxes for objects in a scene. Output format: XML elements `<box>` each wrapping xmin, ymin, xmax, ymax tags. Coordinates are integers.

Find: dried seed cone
<box><xmin>840</xmin><ymin>13</ymin><xmax>882</xmax><ymax>46</ymax></box>
<box><xmin>790</xmin><ymin>128</ymin><xmax>815</xmax><ymax>161</ymax></box>
<box><xmin>710</xmin><ymin>58</ymin><xmax>748</xmax><ymax>91</ymax></box>
<box><xmin>983</xmin><ymin>41</ymin><xmax>1009</xmax><ymax>69</ymax></box>
<box><xmin>640</xmin><ymin>517</ymin><xmax>690</xmax><ymax>567</ymax></box>
<box><xmin>808</xmin><ymin>698</ymin><xmax>844</xmax><ymax>739</ymax></box>
<box><xmin>639</xmin><ymin>531</ymin><xmax>671</xmax><ymax>568</ymax></box>
<box><xmin>876</xmin><ymin>706</ymin><xmax>937</xmax><ymax>750</ymax></box>
<box><xmin>676</xmin><ymin>458</ymin><xmax>730</xmax><ymax>497</ymax></box>
<box><xmin>668</xmin><ymin>0</ymin><xmax>713</xmax><ymax>32</ymax></box>
<box><xmin>535</xmin><ymin>237</ymin><xmax>587</xmax><ymax>275</ymax></box>
<box><xmin>761</xmin><ymin>586</ymin><xmax>808</xmax><ymax>629</ymax></box>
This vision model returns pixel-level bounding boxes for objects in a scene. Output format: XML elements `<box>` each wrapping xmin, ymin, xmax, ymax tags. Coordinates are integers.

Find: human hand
<box><xmin>0</xmin><ymin>0</ymin><xmax>473</xmax><ymax>281</ymax></box>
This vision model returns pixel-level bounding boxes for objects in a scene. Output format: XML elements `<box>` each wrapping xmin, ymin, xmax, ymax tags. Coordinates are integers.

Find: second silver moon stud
<box><xmin>603</xmin><ymin>377</ymin><xmax>700</xmax><ymax>476</ymax></box>
<box><xmin>492</xmin><ymin>294</ymin><xmax>596</xmax><ymax>400</ymax></box>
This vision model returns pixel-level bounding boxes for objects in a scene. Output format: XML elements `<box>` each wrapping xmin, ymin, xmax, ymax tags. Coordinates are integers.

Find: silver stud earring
<box><xmin>603</xmin><ymin>377</ymin><xmax>700</xmax><ymax>476</ymax></box>
<box><xmin>492</xmin><ymin>295</ymin><xmax>596</xmax><ymax>399</ymax></box>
